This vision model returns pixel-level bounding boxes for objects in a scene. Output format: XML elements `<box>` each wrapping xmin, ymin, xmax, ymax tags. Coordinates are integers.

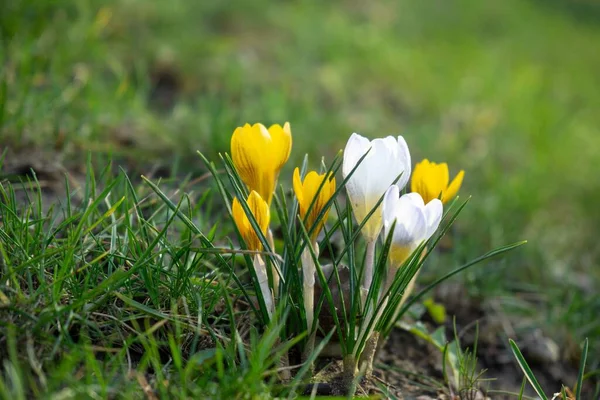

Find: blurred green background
<box><xmin>2</xmin><ymin>0</ymin><xmax>599</xmax><ymax>365</ymax></box>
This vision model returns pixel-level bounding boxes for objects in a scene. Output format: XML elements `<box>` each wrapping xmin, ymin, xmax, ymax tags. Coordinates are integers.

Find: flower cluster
<box><xmin>226</xmin><ymin>121</ymin><xmax>464</xmax><ymax>379</ymax></box>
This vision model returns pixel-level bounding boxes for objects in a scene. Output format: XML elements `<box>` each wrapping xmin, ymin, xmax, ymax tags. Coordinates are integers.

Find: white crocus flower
<box><xmin>342</xmin><ymin>133</ymin><xmax>412</xmax><ymax>242</ymax></box>
<box><xmin>380</xmin><ymin>186</ymin><xmax>443</xmax><ymax>327</ymax></box>
<box><xmin>343</xmin><ymin>133</ymin><xmax>411</xmax><ymax>309</ymax></box>
<box><xmin>382</xmin><ymin>186</ymin><xmax>442</xmax><ymax>266</ymax></box>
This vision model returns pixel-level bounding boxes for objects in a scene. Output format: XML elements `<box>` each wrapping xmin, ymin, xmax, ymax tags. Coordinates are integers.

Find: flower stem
<box><xmin>360</xmin><ymin>331</ymin><xmax>380</xmax><ymax>378</ymax></box>
<box><xmin>267</xmin><ymin>229</ymin><xmax>279</xmax><ymax>295</ymax></box>
<box><xmin>342</xmin><ymin>353</ymin><xmax>357</xmax><ymax>394</ymax></box>
<box><xmin>254</xmin><ymin>254</ymin><xmax>274</xmax><ymax>319</ymax></box>
<box><xmin>301</xmin><ymin>241</ymin><xmax>318</xmax><ymax>362</ymax></box>
<box><xmin>361</xmin><ymin>239</ymin><xmax>377</xmax><ymax>309</ymax></box>
<box><xmin>388</xmin><ymin>246</ymin><xmax>427</xmax><ymax>327</ymax></box>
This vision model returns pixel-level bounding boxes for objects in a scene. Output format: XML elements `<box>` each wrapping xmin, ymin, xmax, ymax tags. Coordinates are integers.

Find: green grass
<box><xmin>0</xmin><ymin>163</ymin><xmax>296</xmax><ymax>398</ymax></box>
<box><xmin>2</xmin><ymin>0</ymin><xmax>600</xmax><ymax>396</ymax></box>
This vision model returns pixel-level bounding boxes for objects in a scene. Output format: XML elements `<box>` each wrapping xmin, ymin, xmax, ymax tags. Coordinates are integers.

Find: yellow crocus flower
<box><xmin>231</xmin><ymin>122</ymin><xmax>292</xmax><ymax>205</ymax></box>
<box><xmin>232</xmin><ymin>191</ymin><xmax>270</xmax><ymax>251</ymax></box>
<box><xmin>293</xmin><ymin>168</ymin><xmax>336</xmax><ymax>240</ymax></box>
<box><xmin>411</xmin><ymin>159</ymin><xmax>464</xmax><ymax>204</ymax></box>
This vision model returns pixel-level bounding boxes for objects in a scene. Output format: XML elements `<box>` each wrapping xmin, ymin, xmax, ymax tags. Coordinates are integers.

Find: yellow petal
<box><xmin>267</xmin><ymin>122</ymin><xmax>292</xmax><ymax>172</ymax></box>
<box><xmin>410</xmin><ymin>160</ymin><xmax>425</xmax><ymax>194</ymax></box>
<box><xmin>438</xmin><ymin>163</ymin><xmax>450</xmax><ymax>192</ymax></box>
<box><xmin>427</xmin><ymin>162</ymin><xmax>443</xmax><ymax>202</ymax></box>
<box><xmin>247</xmin><ymin>191</ymin><xmax>270</xmax><ymax>237</ymax></box>
<box><xmin>422</xmin><ymin>163</ymin><xmax>438</xmax><ymax>204</ymax></box>
<box><xmin>316</xmin><ymin>174</ymin><xmax>336</xmax><ymax>235</ymax></box>
<box><xmin>293</xmin><ymin>169</ymin><xmax>336</xmax><ymax>240</ymax></box>
<box><xmin>412</xmin><ymin>159</ymin><xmax>432</xmax><ymax>203</ymax></box>
<box><xmin>231</xmin><ymin>123</ymin><xmax>284</xmax><ymax>205</ymax></box>
<box><xmin>232</xmin><ymin>196</ymin><xmax>250</xmax><ymax>245</ymax></box>
<box><xmin>442</xmin><ymin>170</ymin><xmax>464</xmax><ymax>204</ymax></box>
<box><xmin>231</xmin><ymin>191</ymin><xmax>270</xmax><ymax>251</ymax></box>
<box><xmin>293</xmin><ymin>167</ymin><xmax>304</xmax><ymax>213</ymax></box>
<box><xmin>231</xmin><ymin>123</ymin><xmax>269</xmax><ymax>190</ymax></box>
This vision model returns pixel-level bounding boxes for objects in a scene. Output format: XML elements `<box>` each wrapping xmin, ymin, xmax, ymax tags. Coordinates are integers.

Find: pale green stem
<box><xmin>342</xmin><ymin>354</ymin><xmax>357</xmax><ymax>394</ymax></box>
<box><xmin>360</xmin><ymin>332</ymin><xmax>380</xmax><ymax>378</ymax></box>
<box><xmin>355</xmin><ymin>240</ymin><xmax>379</xmax><ymax>367</ymax></box>
<box><xmin>301</xmin><ymin>241</ymin><xmax>318</xmax><ymax>361</ymax></box>
<box><xmin>267</xmin><ymin>229</ymin><xmax>279</xmax><ymax>295</ymax></box>
<box><xmin>386</xmin><ymin>246</ymin><xmax>427</xmax><ymax>331</ymax></box>
<box><xmin>254</xmin><ymin>254</ymin><xmax>274</xmax><ymax>319</ymax></box>
<box><xmin>391</xmin><ymin>271</ymin><xmax>419</xmax><ymax>322</ymax></box>
<box><xmin>360</xmin><ymin>239</ymin><xmax>377</xmax><ymax>310</ymax></box>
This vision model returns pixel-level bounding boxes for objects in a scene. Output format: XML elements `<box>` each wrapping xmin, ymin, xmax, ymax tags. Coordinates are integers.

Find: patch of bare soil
<box><xmin>0</xmin><ymin>148</ymin><xmax>76</xmax><ymax>214</ymax></box>
<box><xmin>366</xmin><ymin>282</ymin><xmax>593</xmax><ymax>399</ymax></box>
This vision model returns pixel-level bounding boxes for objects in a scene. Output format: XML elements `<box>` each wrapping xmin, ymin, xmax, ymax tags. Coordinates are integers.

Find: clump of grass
<box><xmin>0</xmin><ymin>157</ymin><xmax>296</xmax><ymax>398</ymax></box>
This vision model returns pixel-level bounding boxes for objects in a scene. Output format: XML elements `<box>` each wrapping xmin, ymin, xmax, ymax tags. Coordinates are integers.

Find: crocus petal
<box><xmin>364</xmin><ymin>137</ymin><xmax>399</xmax><ymax>206</ymax></box>
<box><xmin>383</xmin><ymin>188</ymin><xmax>441</xmax><ymax>265</ymax></box>
<box><xmin>392</xmin><ymin>194</ymin><xmax>427</xmax><ymax>246</ymax></box>
<box><xmin>231</xmin><ymin>124</ymin><xmax>267</xmax><ymax>188</ymax></box>
<box><xmin>267</xmin><ymin>122</ymin><xmax>292</xmax><ymax>171</ymax></box>
<box><xmin>438</xmin><ymin>163</ymin><xmax>450</xmax><ymax>192</ymax></box>
<box><xmin>443</xmin><ymin>170</ymin><xmax>465</xmax><ymax>204</ymax></box>
<box><xmin>423</xmin><ymin>198</ymin><xmax>443</xmax><ymax>240</ymax></box>
<box><xmin>342</xmin><ymin>133</ymin><xmax>371</xmax><ymax>178</ymax></box>
<box><xmin>402</xmin><ymin>192</ymin><xmax>426</xmax><ymax>208</ymax></box>
<box><xmin>395</xmin><ymin>136</ymin><xmax>412</xmax><ymax>191</ymax></box>
<box><xmin>382</xmin><ymin>185</ymin><xmax>400</xmax><ymax>236</ymax></box>
<box><xmin>343</xmin><ymin>134</ymin><xmax>374</xmax><ymax>236</ymax></box>
<box><xmin>293</xmin><ymin>168</ymin><xmax>336</xmax><ymax>240</ymax></box>
<box><xmin>247</xmin><ymin>191</ymin><xmax>270</xmax><ymax>236</ymax></box>
<box><xmin>383</xmin><ymin>187</ymin><xmax>427</xmax><ymax>247</ymax></box>
<box><xmin>292</xmin><ymin>167</ymin><xmax>304</xmax><ymax>207</ymax></box>
<box><xmin>232</xmin><ymin>191</ymin><xmax>270</xmax><ymax>251</ymax></box>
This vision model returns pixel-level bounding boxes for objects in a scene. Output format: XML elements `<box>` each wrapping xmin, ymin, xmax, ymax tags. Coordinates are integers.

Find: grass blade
<box><xmin>576</xmin><ymin>337</ymin><xmax>588</xmax><ymax>400</ymax></box>
<box><xmin>509</xmin><ymin>339</ymin><xmax>548</xmax><ymax>400</ymax></box>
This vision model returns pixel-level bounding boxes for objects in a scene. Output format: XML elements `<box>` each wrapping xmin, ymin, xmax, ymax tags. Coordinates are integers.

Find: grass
<box><xmin>2</xmin><ymin>0</ymin><xmax>600</xmax><ymax>397</ymax></box>
<box><xmin>0</xmin><ymin>163</ymin><xmax>297</xmax><ymax>398</ymax></box>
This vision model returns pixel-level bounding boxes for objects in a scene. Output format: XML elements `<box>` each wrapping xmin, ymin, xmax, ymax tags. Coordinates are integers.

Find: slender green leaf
<box><xmin>509</xmin><ymin>339</ymin><xmax>548</xmax><ymax>400</ymax></box>
<box><xmin>576</xmin><ymin>337</ymin><xmax>588</xmax><ymax>400</ymax></box>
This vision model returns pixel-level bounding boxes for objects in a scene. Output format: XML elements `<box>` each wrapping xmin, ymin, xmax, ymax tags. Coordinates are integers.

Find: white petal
<box><xmin>395</xmin><ymin>194</ymin><xmax>427</xmax><ymax>243</ymax></box>
<box><xmin>343</xmin><ymin>133</ymin><xmax>373</xmax><ymax>231</ymax></box>
<box><xmin>395</xmin><ymin>136</ymin><xmax>412</xmax><ymax>191</ymax></box>
<box><xmin>342</xmin><ymin>133</ymin><xmax>370</xmax><ymax>178</ymax></box>
<box><xmin>423</xmin><ymin>198</ymin><xmax>443</xmax><ymax>240</ymax></box>
<box><xmin>382</xmin><ymin>185</ymin><xmax>400</xmax><ymax>238</ymax></box>
<box><xmin>402</xmin><ymin>192</ymin><xmax>425</xmax><ymax>208</ymax></box>
<box><xmin>364</xmin><ymin>138</ymin><xmax>401</xmax><ymax>204</ymax></box>
<box><xmin>345</xmin><ymin>163</ymin><xmax>370</xmax><ymax>223</ymax></box>
<box><xmin>385</xmin><ymin>193</ymin><xmax>427</xmax><ymax>248</ymax></box>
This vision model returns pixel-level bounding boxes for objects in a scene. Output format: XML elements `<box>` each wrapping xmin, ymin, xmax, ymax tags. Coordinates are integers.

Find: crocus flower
<box><xmin>382</xmin><ymin>186</ymin><xmax>442</xmax><ymax>265</ymax></box>
<box><xmin>293</xmin><ymin>168</ymin><xmax>336</xmax><ymax>240</ymax></box>
<box><xmin>342</xmin><ymin>133</ymin><xmax>411</xmax><ymax>242</ymax></box>
<box><xmin>231</xmin><ymin>122</ymin><xmax>292</xmax><ymax>205</ymax></box>
<box><xmin>232</xmin><ymin>191</ymin><xmax>270</xmax><ymax>251</ymax></box>
<box><xmin>411</xmin><ymin>159</ymin><xmax>464</xmax><ymax>204</ymax></box>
